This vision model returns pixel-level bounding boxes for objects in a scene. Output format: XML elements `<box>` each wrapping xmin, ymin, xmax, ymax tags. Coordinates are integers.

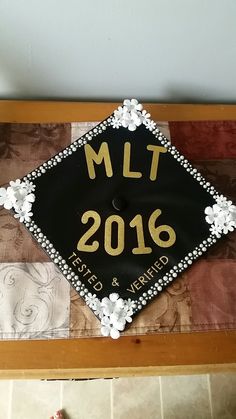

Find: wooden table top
<box><xmin>0</xmin><ymin>100</ymin><xmax>235</xmax><ymax>379</ymax></box>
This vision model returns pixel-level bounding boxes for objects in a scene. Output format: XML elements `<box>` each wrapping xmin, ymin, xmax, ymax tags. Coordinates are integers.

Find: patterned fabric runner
<box><xmin>0</xmin><ymin>120</ymin><xmax>235</xmax><ymax>339</ymax></box>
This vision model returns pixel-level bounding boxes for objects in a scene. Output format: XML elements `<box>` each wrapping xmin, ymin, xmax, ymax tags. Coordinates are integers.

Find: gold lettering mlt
<box><xmin>146</xmin><ymin>145</ymin><xmax>167</xmax><ymax>181</ymax></box>
<box><xmin>123</xmin><ymin>142</ymin><xmax>142</xmax><ymax>179</ymax></box>
<box><xmin>84</xmin><ymin>142</ymin><xmax>113</xmax><ymax>179</ymax></box>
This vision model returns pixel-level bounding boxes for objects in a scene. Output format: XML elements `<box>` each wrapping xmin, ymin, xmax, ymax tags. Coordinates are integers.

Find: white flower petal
<box><xmin>143</xmin><ymin>111</ymin><xmax>150</xmax><ymax>119</ymax></box>
<box><xmin>4</xmin><ymin>199</ymin><xmax>13</xmax><ymax>210</ymax></box>
<box><xmin>109</xmin><ymin>293</ymin><xmax>119</xmax><ymax>302</ymax></box>
<box><xmin>213</xmin><ymin>204</ymin><xmax>221</xmax><ymax>213</ymax></box>
<box><xmin>0</xmin><ymin>187</ymin><xmax>7</xmax><ymax>197</ymax></box>
<box><xmin>112</xmin><ymin>319</ymin><xmax>125</xmax><ymax>331</ymax></box>
<box><xmin>116</xmin><ymin>299</ymin><xmax>124</xmax><ymax>309</ymax></box>
<box><xmin>94</xmin><ymin>306</ymin><xmax>104</xmax><ymax>318</ymax></box>
<box><xmin>123</xmin><ymin>99</ymin><xmax>131</xmax><ymax>107</ymax></box>
<box><xmin>24</xmin><ymin>213</ymin><xmax>33</xmax><ymax>222</ymax></box>
<box><xmin>128</xmin><ymin>123</ymin><xmax>137</xmax><ymax>131</ymax></box>
<box><xmin>205</xmin><ymin>215</ymin><xmax>214</xmax><ymax>224</ymax></box>
<box><xmin>7</xmin><ymin>187</ymin><xmax>17</xmax><ymax>199</ymax></box>
<box><xmin>204</xmin><ymin>207</ymin><xmax>212</xmax><ymax>215</ymax></box>
<box><xmin>126</xmin><ymin>316</ymin><xmax>133</xmax><ymax>323</ymax></box>
<box><xmin>122</xmin><ymin>120</ymin><xmax>129</xmax><ymax>128</ymax></box>
<box><xmin>231</xmin><ymin>212</ymin><xmax>236</xmax><ymax>222</ymax></box>
<box><xmin>110</xmin><ymin>328</ymin><xmax>120</xmax><ymax>339</ymax></box>
<box><xmin>101</xmin><ymin>316</ymin><xmax>111</xmax><ymax>327</ymax></box>
<box><xmin>103</xmin><ymin>307</ymin><xmax>113</xmax><ymax>317</ymax></box>
<box><xmin>24</xmin><ymin>181</ymin><xmax>35</xmax><ymax>193</ymax></box>
<box><xmin>215</xmin><ymin>214</ymin><xmax>226</xmax><ymax>227</ymax></box>
<box><xmin>22</xmin><ymin>201</ymin><xmax>32</xmax><ymax>211</ymax></box>
<box><xmin>9</xmin><ymin>179</ymin><xmax>21</xmax><ymax>189</ymax></box>
<box><xmin>26</xmin><ymin>193</ymin><xmax>35</xmax><ymax>203</ymax></box>
<box><xmin>135</xmin><ymin>118</ymin><xmax>142</xmax><ymax>127</ymax></box>
<box><xmin>101</xmin><ymin>297</ymin><xmax>110</xmax><ymax>305</ymax></box>
<box><xmin>101</xmin><ymin>326</ymin><xmax>110</xmax><ymax>337</ymax></box>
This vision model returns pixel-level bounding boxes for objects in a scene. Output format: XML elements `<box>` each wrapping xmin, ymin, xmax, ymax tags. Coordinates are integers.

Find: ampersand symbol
<box><xmin>112</xmin><ymin>277</ymin><xmax>120</xmax><ymax>287</ymax></box>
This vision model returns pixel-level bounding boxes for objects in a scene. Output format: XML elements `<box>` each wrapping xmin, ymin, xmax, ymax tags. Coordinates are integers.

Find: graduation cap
<box><xmin>1</xmin><ymin>99</ymin><xmax>235</xmax><ymax>339</ymax></box>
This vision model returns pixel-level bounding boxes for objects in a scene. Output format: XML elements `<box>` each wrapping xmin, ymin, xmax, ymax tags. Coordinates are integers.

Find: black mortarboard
<box><xmin>1</xmin><ymin>99</ymin><xmax>235</xmax><ymax>338</ymax></box>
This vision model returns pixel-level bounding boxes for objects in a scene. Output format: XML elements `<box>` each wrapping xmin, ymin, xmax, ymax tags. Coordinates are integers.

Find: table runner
<box><xmin>0</xmin><ymin>120</ymin><xmax>235</xmax><ymax>339</ymax></box>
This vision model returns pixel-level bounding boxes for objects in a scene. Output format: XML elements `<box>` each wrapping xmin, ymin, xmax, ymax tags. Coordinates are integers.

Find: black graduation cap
<box><xmin>1</xmin><ymin>99</ymin><xmax>235</xmax><ymax>338</ymax></box>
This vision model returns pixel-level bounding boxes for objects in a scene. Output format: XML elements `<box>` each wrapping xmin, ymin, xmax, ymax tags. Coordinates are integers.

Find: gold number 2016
<box><xmin>104</xmin><ymin>215</ymin><xmax>125</xmax><ymax>256</ymax></box>
<box><xmin>77</xmin><ymin>209</ymin><xmax>176</xmax><ymax>256</ymax></box>
<box><xmin>77</xmin><ymin>210</ymin><xmax>101</xmax><ymax>252</ymax></box>
<box><xmin>129</xmin><ymin>214</ymin><xmax>152</xmax><ymax>254</ymax></box>
<box><xmin>148</xmin><ymin>209</ymin><xmax>176</xmax><ymax>248</ymax></box>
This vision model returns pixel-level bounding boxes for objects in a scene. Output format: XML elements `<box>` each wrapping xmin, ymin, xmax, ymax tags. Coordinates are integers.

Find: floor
<box><xmin>0</xmin><ymin>373</ymin><xmax>235</xmax><ymax>419</ymax></box>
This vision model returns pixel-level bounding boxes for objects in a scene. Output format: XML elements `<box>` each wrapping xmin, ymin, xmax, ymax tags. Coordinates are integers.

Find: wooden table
<box><xmin>0</xmin><ymin>100</ymin><xmax>235</xmax><ymax>379</ymax></box>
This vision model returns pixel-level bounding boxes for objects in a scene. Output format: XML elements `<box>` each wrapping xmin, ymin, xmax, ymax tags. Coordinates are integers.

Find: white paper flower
<box><xmin>0</xmin><ymin>179</ymin><xmax>36</xmax><ymax>222</ymax></box>
<box><xmin>121</xmin><ymin>111</ymin><xmax>142</xmax><ymax>131</ymax></box>
<box><xmin>219</xmin><ymin>214</ymin><xmax>236</xmax><ymax>234</ymax></box>
<box><xmin>100</xmin><ymin>316</ymin><xmax>112</xmax><ymax>336</ymax></box>
<box><xmin>101</xmin><ymin>293</ymin><xmax>123</xmax><ymax>315</ymax></box>
<box><xmin>85</xmin><ymin>293</ymin><xmax>97</xmax><ymax>308</ymax></box>
<box><xmin>94</xmin><ymin>301</ymin><xmax>104</xmax><ymax>318</ymax></box>
<box><xmin>139</xmin><ymin>109</ymin><xmax>151</xmax><ymax>123</ymax></box>
<box><xmin>216</xmin><ymin>194</ymin><xmax>229</xmax><ymax>207</ymax></box>
<box><xmin>14</xmin><ymin>201</ymin><xmax>33</xmax><ymax>222</ymax></box>
<box><xmin>123</xmin><ymin>98</ymin><xmax>143</xmax><ymax>112</ymax></box>
<box><xmin>126</xmin><ymin>298</ymin><xmax>136</xmax><ymax>311</ymax></box>
<box><xmin>110</xmin><ymin>311</ymin><xmax>126</xmax><ymax>331</ymax></box>
<box><xmin>24</xmin><ymin>180</ymin><xmax>36</xmax><ymax>193</ymax></box>
<box><xmin>205</xmin><ymin>204</ymin><xmax>222</xmax><ymax>224</ymax></box>
<box><xmin>111</xmin><ymin>99</ymin><xmax>148</xmax><ymax>131</ymax></box>
<box><xmin>85</xmin><ymin>293</ymin><xmax>104</xmax><ymax>317</ymax></box>
<box><xmin>209</xmin><ymin>223</ymin><xmax>222</xmax><ymax>238</ymax></box>
<box><xmin>96</xmin><ymin>293</ymin><xmax>134</xmax><ymax>339</ymax></box>
<box><xmin>9</xmin><ymin>179</ymin><xmax>24</xmax><ymax>191</ymax></box>
<box><xmin>10</xmin><ymin>178</ymin><xmax>36</xmax><ymax>195</ymax></box>
<box><xmin>24</xmin><ymin>192</ymin><xmax>35</xmax><ymax>204</ymax></box>
<box><xmin>140</xmin><ymin>109</ymin><xmax>155</xmax><ymax>131</ymax></box>
<box><xmin>122</xmin><ymin>302</ymin><xmax>135</xmax><ymax>323</ymax></box>
<box><xmin>14</xmin><ymin>189</ymin><xmax>35</xmax><ymax>208</ymax></box>
<box><xmin>205</xmin><ymin>195</ymin><xmax>236</xmax><ymax>237</ymax></box>
<box><xmin>216</xmin><ymin>194</ymin><xmax>236</xmax><ymax>213</ymax></box>
<box><xmin>114</xmin><ymin>106</ymin><xmax>125</xmax><ymax>120</ymax></box>
<box><xmin>101</xmin><ymin>316</ymin><xmax>121</xmax><ymax>339</ymax></box>
<box><xmin>110</xmin><ymin>117</ymin><xmax>122</xmax><ymax>129</ymax></box>
<box><xmin>0</xmin><ymin>187</ymin><xmax>16</xmax><ymax>209</ymax></box>
<box><xmin>83</xmin><ymin>292</ymin><xmax>135</xmax><ymax>338</ymax></box>
<box><xmin>101</xmin><ymin>312</ymin><xmax>125</xmax><ymax>340</ymax></box>
<box><xmin>144</xmin><ymin>119</ymin><xmax>156</xmax><ymax>131</ymax></box>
